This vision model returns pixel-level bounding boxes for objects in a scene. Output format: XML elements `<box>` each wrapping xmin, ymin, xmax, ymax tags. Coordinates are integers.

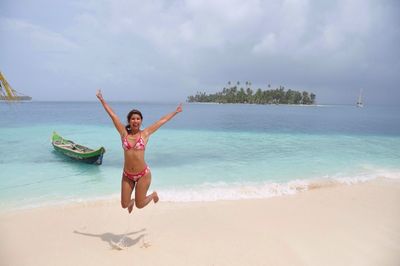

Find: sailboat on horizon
<box><xmin>356</xmin><ymin>89</ymin><xmax>363</xmax><ymax>108</ymax></box>
<box><xmin>0</xmin><ymin>71</ymin><xmax>32</xmax><ymax>101</ymax></box>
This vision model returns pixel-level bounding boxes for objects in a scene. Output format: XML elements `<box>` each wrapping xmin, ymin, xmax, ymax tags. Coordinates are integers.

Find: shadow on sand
<box><xmin>73</xmin><ymin>228</ymin><xmax>146</xmax><ymax>249</ymax></box>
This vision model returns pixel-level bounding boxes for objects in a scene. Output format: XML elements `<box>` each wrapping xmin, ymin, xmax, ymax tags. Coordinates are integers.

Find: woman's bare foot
<box><xmin>152</xmin><ymin>192</ymin><xmax>159</xmax><ymax>203</ymax></box>
<box><xmin>128</xmin><ymin>199</ymin><xmax>135</xmax><ymax>213</ymax></box>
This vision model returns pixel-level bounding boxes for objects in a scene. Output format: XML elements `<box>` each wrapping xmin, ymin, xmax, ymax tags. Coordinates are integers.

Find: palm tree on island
<box><xmin>187</xmin><ymin>81</ymin><xmax>316</xmax><ymax>105</ymax></box>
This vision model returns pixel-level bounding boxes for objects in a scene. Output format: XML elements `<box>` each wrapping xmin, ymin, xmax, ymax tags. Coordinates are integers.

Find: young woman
<box><xmin>96</xmin><ymin>90</ymin><xmax>182</xmax><ymax>213</ymax></box>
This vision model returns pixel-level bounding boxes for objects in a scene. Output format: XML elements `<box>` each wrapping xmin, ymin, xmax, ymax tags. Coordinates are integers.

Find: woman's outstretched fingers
<box><xmin>176</xmin><ymin>103</ymin><xmax>183</xmax><ymax>113</ymax></box>
<box><xmin>96</xmin><ymin>89</ymin><xmax>105</xmax><ymax>102</ymax></box>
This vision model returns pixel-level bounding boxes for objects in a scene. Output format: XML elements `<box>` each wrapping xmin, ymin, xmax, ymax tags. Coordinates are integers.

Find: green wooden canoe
<box><xmin>51</xmin><ymin>132</ymin><xmax>105</xmax><ymax>165</ymax></box>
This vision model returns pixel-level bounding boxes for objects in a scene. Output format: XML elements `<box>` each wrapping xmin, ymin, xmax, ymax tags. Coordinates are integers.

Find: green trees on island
<box><xmin>187</xmin><ymin>81</ymin><xmax>316</xmax><ymax>105</ymax></box>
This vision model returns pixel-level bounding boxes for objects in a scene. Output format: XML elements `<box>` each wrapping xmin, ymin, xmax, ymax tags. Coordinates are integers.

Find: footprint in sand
<box><xmin>141</xmin><ymin>241</ymin><xmax>151</xmax><ymax>248</ymax></box>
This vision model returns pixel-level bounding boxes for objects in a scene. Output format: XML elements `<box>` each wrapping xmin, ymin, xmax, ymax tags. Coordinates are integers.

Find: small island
<box><xmin>187</xmin><ymin>81</ymin><xmax>316</xmax><ymax>105</ymax></box>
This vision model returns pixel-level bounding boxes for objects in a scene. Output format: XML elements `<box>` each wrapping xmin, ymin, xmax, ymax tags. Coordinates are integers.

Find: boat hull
<box><xmin>51</xmin><ymin>132</ymin><xmax>105</xmax><ymax>165</ymax></box>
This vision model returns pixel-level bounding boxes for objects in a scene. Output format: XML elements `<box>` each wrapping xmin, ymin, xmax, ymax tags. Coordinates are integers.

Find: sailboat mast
<box><xmin>357</xmin><ymin>88</ymin><xmax>363</xmax><ymax>107</ymax></box>
<box><xmin>0</xmin><ymin>71</ymin><xmax>18</xmax><ymax>99</ymax></box>
<box><xmin>0</xmin><ymin>71</ymin><xmax>32</xmax><ymax>101</ymax></box>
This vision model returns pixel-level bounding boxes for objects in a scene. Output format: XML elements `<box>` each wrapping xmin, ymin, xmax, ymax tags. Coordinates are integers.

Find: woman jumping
<box><xmin>96</xmin><ymin>90</ymin><xmax>182</xmax><ymax>213</ymax></box>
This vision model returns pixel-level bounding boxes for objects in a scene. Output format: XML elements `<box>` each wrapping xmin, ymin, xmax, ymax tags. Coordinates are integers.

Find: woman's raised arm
<box><xmin>96</xmin><ymin>89</ymin><xmax>126</xmax><ymax>136</ymax></box>
<box><xmin>144</xmin><ymin>103</ymin><xmax>183</xmax><ymax>136</ymax></box>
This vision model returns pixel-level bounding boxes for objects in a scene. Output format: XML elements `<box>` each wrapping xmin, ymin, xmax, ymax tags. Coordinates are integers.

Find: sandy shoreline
<box><xmin>1</xmin><ymin>178</ymin><xmax>400</xmax><ymax>266</ymax></box>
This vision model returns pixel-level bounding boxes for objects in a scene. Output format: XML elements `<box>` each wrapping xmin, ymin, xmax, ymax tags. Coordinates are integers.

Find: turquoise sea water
<box><xmin>1</xmin><ymin>102</ymin><xmax>399</xmax><ymax>209</ymax></box>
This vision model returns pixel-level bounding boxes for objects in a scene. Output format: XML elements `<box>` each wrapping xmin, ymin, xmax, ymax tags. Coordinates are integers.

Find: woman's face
<box><xmin>129</xmin><ymin>114</ymin><xmax>142</xmax><ymax>131</ymax></box>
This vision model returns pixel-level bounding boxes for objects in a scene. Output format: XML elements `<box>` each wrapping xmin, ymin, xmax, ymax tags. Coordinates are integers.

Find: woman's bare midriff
<box><xmin>123</xmin><ymin>150</ymin><xmax>147</xmax><ymax>173</ymax></box>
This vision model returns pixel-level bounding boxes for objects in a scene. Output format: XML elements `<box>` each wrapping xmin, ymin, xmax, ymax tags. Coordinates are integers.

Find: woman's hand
<box><xmin>96</xmin><ymin>89</ymin><xmax>104</xmax><ymax>101</ymax></box>
<box><xmin>175</xmin><ymin>103</ymin><xmax>183</xmax><ymax>113</ymax></box>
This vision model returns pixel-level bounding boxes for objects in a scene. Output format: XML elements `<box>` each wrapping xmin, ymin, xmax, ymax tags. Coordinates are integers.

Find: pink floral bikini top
<box><xmin>122</xmin><ymin>132</ymin><xmax>146</xmax><ymax>151</ymax></box>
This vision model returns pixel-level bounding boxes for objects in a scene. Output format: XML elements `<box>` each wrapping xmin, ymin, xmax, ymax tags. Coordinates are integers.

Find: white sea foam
<box><xmin>158</xmin><ymin>172</ymin><xmax>400</xmax><ymax>202</ymax></box>
<box><xmin>157</xmin><ymin>181</ymin><xmax>308</xmax><ymax>202</ymax></box>
<box><xmin>2</xmin><ymin>170</ymin><xmax>399</xmax><ymax>211</ymax></box>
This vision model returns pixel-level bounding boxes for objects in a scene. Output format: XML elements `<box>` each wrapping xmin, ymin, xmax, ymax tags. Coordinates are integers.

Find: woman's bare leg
<box><xmin>121</xmin><ymin>174</ymin><xmax>136</xmax><ymax>213</ymax></box>
<box><xmin>135</xmin><ymin>172</ymin><xmax>159</xmax><ymax>209</ymax></box>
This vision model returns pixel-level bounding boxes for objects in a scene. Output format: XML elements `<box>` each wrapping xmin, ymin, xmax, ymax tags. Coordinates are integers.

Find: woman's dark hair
<box><xmin>125</xmin><ymin>109</ymin><xmax>143</xmax><ymax>133</ymax></box>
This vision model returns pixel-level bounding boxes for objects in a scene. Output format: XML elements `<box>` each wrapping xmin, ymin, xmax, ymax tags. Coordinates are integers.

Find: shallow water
<box><xmin>1</xmin><ymin>102</ymin><xmax>399</xmax><ymax>209</ymax></box>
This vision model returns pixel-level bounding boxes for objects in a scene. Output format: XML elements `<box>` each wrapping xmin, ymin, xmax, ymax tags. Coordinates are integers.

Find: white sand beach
<box><xmin>1</xmin><ymin>178</ymin><xmax>400</xmax><ymax>266</ymax></box>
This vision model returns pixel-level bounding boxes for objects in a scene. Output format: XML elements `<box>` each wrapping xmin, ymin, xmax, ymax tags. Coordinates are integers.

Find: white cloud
<box><xmin>0</xmin><ymin>0</ymin><xmax>398</xmax><ymax>102</ymax></box>
<box><xmin>252</xmin><ymin>33</ymin><xmax>277</xmax><ymax>54</ymax></box>
<box><xmin>0</xmin><ymin>18</ymin><xmax>78</xmax><ymax>52</ymax></box>
<box><xmin>70</xmin><ymin>0</ymin><xmax>266</xmax><ymax>53</ymax></box>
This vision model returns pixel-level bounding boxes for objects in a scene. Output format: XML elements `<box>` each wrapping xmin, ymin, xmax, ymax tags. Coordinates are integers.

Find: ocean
<box><xmin>1</xmin><ymin>102</ymin><xmax>399</xmax><ymax>210</ymax></box>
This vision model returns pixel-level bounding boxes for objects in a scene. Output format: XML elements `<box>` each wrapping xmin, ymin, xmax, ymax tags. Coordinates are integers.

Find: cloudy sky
<box><xmin>0</xmin><ymin>0</ymin><xmax>399</xmax><ymax>104</ymax></box>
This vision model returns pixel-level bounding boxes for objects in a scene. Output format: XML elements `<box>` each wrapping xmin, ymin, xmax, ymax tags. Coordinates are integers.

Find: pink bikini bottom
<box><xmin>123</xmin><ymin>166</ymin><xmax>150</xmax><ymax>182</ymax></box>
